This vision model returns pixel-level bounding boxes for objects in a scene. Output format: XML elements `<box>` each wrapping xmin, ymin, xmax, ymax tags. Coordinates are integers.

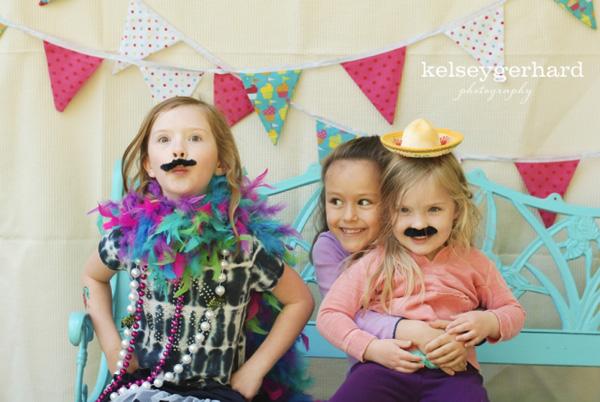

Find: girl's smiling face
<box><xmin>324</xmin><ymin>159</ymin><xmax>382</xmax><ymax>253</ymax></box>
<box><xmin>144</xmin><ymin>105</ymin><xmax>224</xmax><ymax>200</ymax></box>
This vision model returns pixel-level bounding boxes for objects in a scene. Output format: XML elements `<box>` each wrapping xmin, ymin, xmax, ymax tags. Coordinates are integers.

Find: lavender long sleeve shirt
<box><xmin>312</xmin><ymin>231</ymin><xmax>400</xmax><ymax>339</ymax></box>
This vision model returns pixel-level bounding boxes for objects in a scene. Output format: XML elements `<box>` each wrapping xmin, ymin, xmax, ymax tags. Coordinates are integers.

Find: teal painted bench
<box><xmin>69</xmin><ymin>161</ymin><xmax>600</xmax><ymax>402</ymax></box>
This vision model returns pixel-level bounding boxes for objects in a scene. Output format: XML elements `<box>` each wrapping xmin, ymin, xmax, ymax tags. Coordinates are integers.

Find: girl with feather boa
<box><xmin>82</xmin><ymin>96</ymin><xmax>315</xmax><ymax>402</ymax></box>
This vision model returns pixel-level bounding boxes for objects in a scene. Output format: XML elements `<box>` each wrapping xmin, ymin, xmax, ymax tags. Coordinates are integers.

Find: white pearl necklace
<box><xmin>101</xmin><ymin>249</ymin><xmax>230</xmax><ymax>401</ymax></box>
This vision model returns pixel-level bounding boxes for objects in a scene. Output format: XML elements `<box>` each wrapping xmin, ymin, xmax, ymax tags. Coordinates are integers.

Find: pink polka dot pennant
<box><xmin>43</xmin><ymin>41</ymin><xmax>103</xmax><ymax>112</ymax></box>
<box><xmin>139</xmin><ymin>66</ymin><xmax>203</xmax><ymax>101</ymax></box>
<box><xmin>444</xmin><ymin>5</ymin><xmax>505</xmax><ymax>71</ymax></box>
<box><xmin>113</xmin><ymin>0</ymin><xmax>182</xmax><ymax>74</ymax></box>
<box><xmin>214</xmin><ymin>73</ymin><xmax>254</xmax><ymax>126</ymax></box>
<box><xmin>341</xmin><ymin>47</ymin><xmax>406</xmax><ymax>125</ymax></box>
<box><xmin>515</xmin><ymin>160</ymin><xmax>580</xmax><ymax>228</ymax></box>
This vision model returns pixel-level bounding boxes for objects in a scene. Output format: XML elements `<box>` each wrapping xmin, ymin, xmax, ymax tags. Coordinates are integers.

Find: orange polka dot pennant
<box><xmin>113</xmin><ymin>0</ymin><xmax>182</xmax><ymax>74</ymax></box>
<box><xmin>341</xmin><ymin>47</ymin><xmax>407</xmax><ymax>125</ymax></box>
<box><xmin>43</xmin><ymin>41</ymin><xmax>103</xmax><ymax>112</ymax></box>
<box><xmin>515</xmin><ymin>160</ymin><xmax>580</xmax><ymax>227</ymax></box>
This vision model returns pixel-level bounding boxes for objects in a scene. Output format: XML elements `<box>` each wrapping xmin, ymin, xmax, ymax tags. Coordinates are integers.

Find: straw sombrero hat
<box><xmin>380</xmin><ymin>118</ymin><xmax>463</xmax><ymax>158</ymax></box>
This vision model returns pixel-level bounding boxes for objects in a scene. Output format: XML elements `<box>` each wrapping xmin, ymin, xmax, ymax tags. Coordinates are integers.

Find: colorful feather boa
<box><xmin>96</xmin><ymin>172</ymin><xmax>314</xmax><ymax>401</ymax></box>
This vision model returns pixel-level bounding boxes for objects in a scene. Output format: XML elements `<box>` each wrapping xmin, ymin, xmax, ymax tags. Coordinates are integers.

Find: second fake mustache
<box><xmin>160</xmin><ymin>158</ymin><xmax>197</xmax><ymax>172</ymax></box>
<box><xmin>404</xmin><ymin>227</ymin><xmax>438</xmax><ymax>238</ymax></box>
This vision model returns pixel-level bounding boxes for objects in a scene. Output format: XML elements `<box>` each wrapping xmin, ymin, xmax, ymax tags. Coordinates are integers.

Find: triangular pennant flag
<box><xmin>239</xmin><ymin>70</ymin><xmax>301</xmax><ymax>145</ymax></box>
<box><xmin>552</xmin><ymin>0</ymin><xmax>597</xmax><ymax>29</ymax></box>
<box><xmin>214</xmin><ymin>73</ymin><xmax>254</xmax><ymax>126</ymax></box>
<box><xmin>43</xmin><ymin>41</ymin><xmax>103</xmax><ymax>112</ymax></box>
<box><xmin>39</xmin><ymin>0</ymin><xmax>50</xmax><ymax>5</ymax></box>
<box><xmin>0</xmin><ymin>24</ymin><xmax>6</xmax><ymax>37</ymax></box>
<box><xmin>341</xmin><ymin>47</ymin><xmax>406</xmax><ymax>125</ymax></box>
<box><xmin>113</xmin><ymin>0</ymin><xmax>182</xmax><ymax>73</ymax></box>
<box><xmin>445</xmin><ymin>6</ymin><xmax>505</xmax><ymax>71</ymax></box>
<box><xmin>140</xmin><ymin>66</ymin><xmax>203</xmax><ymax>101</ymax></box>
<box><xmin>515</xmin><ymin>160</ymin><xmax>580</xmax><ymax>228</ymax></box>
<box><xmin>316</xmin><ymin>120</ymin><xmax>358</xmax><ymax>163</ymax></box>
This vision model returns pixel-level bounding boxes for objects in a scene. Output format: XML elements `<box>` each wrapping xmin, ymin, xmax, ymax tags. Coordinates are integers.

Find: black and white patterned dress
<box><xmin>99</xmin><ymin>229</ymin><xmax>284</xmax><ymax>401</ymax></box>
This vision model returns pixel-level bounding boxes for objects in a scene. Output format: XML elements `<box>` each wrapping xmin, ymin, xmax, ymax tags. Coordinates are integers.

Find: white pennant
<box><xmin>140</xmin><ymin>66</ymin><xmax>203</xmax><ymax>101</ymax></box>
<box><xmin>444</xmin><ymin>5</ymin><xmax>505</xmax><ymax>72</ymax></box>
<box><xmin>113</xmin><ymin>0</ymin><xmax>182</xmax><ymax>74</ymax></box>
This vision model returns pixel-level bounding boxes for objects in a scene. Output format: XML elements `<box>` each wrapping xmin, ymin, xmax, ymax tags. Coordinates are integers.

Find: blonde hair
<box><xmin>121</xmin><ymin>96</ymin><xmax>244</xmax><ymax>228</ymax></box>
<box><xmin>362</xmin><ymin>153</ymin><xmax>481</xmax><ymax>310</ymax></box>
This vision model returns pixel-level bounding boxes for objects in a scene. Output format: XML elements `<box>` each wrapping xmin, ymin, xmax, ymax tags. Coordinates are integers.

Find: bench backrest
<box><xmin>259</xmin><ymin>164</ymin><xmax>600</xmax><ymax>367</ymax></box>
<box><xmin>104</xmin><ymin>161</ymin><xmax>600</xmax><ymax>384</ymax></box>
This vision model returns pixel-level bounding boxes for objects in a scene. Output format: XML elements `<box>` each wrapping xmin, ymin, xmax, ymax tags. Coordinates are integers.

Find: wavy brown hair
<box><xmin>121</xmin><ymin>96</ymin><xmax>243</xmax><ymax>228</ymax></box>
<box><xmin>362</xmin><ymin>153</ymin><xmax>481</xmax><ymax>311</ymax></box>
<box><xmin>310</xmin><ymin>136</ymin><xmax>394</xmax><ymax>259</ymax></box>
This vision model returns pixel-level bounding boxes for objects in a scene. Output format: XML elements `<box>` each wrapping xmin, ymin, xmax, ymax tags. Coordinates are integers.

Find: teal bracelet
<box><xmin>410</xmin><ymin>350</ymin><xmax>438</xmax><ymax>369</ymax></box>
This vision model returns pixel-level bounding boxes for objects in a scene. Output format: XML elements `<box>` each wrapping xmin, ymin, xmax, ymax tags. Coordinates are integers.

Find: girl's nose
<box><xmin>171</xmin><ymin>136</ymin><xmax>186</xmax><ymax>158</ymax></box>
<box><xmin>343</xmin><ymin>205</ymin><xmax>358</xmax><ymax>221</ymax></box>
<box><xmin>412</xmin><ymin>213</ymin><xmax>427</xmax><ymax>228</ymax></box>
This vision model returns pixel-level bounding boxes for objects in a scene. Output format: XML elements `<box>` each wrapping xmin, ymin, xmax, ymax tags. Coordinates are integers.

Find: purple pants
<box><xmin>328</xmin><ymin>362</ymin><xmax>489</xmax><ymax>402</ymax></box>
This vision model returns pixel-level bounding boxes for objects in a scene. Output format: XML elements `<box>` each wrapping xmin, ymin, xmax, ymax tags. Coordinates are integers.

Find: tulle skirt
<box><xmin>107</xmin><ymin>371</ymin><xmax>246</xmax><ymax>402</ymax></box>
<box><xmin>113</xmin><ymin>388</ymin><xmax>219</xmax><ymax>402</ymax></box>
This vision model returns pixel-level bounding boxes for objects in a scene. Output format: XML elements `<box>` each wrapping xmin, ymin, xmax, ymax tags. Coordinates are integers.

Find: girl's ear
<box><xmin>215</xmin><ymin>160</ymin><xmax>226</xmax><ymax>176</ymax></box>
<box><xmin>143</xmin><ymin>158</ymin><xmax>156</xmax><ymax>178</ymax></box>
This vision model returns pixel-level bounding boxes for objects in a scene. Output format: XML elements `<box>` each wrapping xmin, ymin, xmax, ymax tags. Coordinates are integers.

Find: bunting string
<box><xmin>458</xmin><ymin>151</ymin><xmax>600</xmax><ymax>163</ymax></box>
<box><xmin>0</xmin><ymin>0</ymin><xmax>507</xmax><ymax>74</ymax></box>
<box><xmin>0</xmin><ymin>0</ymin><xmax>597</xmax><ymax>164</ymax></box>
<box><xmin>291</xmin><ymin>100</ymin><xmax>600</xmax><ymax>163</ymax></box>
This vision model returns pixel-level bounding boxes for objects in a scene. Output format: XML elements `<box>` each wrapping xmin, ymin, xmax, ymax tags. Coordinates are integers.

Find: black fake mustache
<box><xmin>160</xmin><ymin>158</ymin><xmax>197</xmax><ymax>172</ymax></box>
<box><xmin>404</xmin><ymin>227</ymin><xmax>438</xmax><ymax>237</ymax></box>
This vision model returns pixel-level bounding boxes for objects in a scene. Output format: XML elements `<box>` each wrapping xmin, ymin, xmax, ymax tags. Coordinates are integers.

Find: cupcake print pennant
<box><xmin>239</xmin><ymin>70</ymin><xmax>301</xmax><ymax>145</ymax></box>
<box><xmin>316</xmin><ymin>120</ymin><xmax>358</xmax><ymax>163</ymax></box>
<box><xmin>552</xmin><ymin>0</ymin><xmax>597</xmax><ymax>29</ymax></box>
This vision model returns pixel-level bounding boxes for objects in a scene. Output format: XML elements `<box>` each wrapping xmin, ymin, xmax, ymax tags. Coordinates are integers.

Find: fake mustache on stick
<box><xmin>160</xmin><ymin>158</ymin><xmax>197</xmax><ymax>172</ymax></box>
<box><xmin>404</xmin><ymin>227</ymin><xmax>438</xmax><ymax>237</ymax></box>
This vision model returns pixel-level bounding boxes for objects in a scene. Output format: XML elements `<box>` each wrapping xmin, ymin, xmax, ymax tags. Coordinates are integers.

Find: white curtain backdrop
<box><xmin>0</xmin><ymin>1</ymin><xmax>599</xmax><ymax>401</ymax></box>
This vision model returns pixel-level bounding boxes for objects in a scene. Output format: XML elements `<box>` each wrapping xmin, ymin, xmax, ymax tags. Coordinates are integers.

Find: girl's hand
<box><xmin>363</xmin><ymin>339</ymin><xmax>424</xmax><ymax>373</ymax></box>
<box><xmin>107</xmin><ymin>346</ymin><xmax>140</xmax><ymax>374</ymax></box>
<box><xmin>445</xmin><ymin>311</ymin><xmax>500</xmax><ymax>347</ymax></box>
<box><xmin>423</xmin><ymin>332</ymin><xmax>468</xmax><ymax>376</ymax></box>
<box><xmin>230</xmin><ymin>363</ymin><xmax>263</xmax><ymax>401</ymax></box>
<box><xmin>428</xmin><ymin>319</ymin><xmax>451</xmax><ymax>331</ymax></box>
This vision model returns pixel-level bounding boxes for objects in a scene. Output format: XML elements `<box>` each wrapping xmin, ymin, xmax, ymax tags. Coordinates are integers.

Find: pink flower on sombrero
<box><xmin>381</xmin><ymin>118</ymin><xmax>463</xmax><ymax>158</ymax></box>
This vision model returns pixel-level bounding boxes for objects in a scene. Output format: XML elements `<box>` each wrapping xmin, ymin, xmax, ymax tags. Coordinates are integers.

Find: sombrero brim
<box><xmin>380</xmin><ymin>128</ymin><xmax>463</xmax><ymax>158</ymax></box>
